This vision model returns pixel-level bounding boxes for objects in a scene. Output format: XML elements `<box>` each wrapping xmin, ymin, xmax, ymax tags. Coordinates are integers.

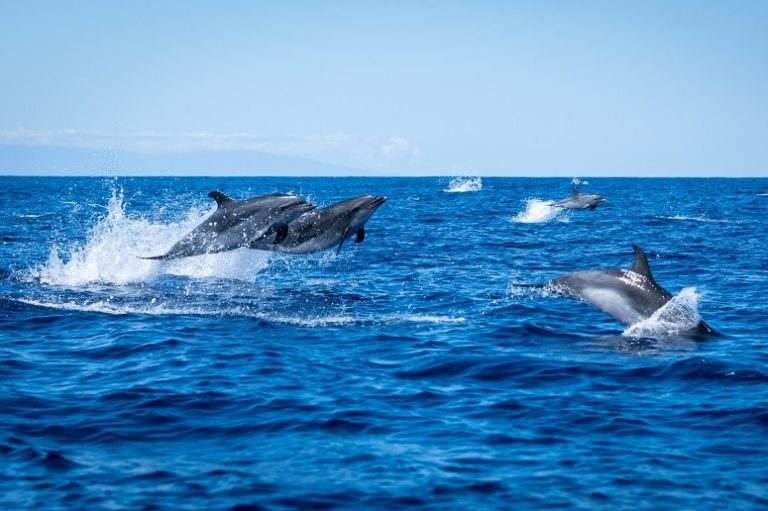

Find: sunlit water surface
<box><xmin>1</xmin><ymin>177</ymin><xmax>767</xmax><ymax>510</ymax></box>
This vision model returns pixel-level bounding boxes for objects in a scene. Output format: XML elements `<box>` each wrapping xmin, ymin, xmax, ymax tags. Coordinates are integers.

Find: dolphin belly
<box><xmin>578</xmin><ymin>287</ymin><xmax>646</xmax><ymax>326</ymax></box>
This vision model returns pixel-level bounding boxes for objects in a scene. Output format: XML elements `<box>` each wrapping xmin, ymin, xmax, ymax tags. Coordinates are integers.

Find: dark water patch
<box><xmin>624</xmin><ymin>357</ymin><xmax>768</xmax><ymax>385</ymax></box>
<box><xmin>229</xmin><ymin>503</ymin><xmax>268</xmax><ymax>511</ymax></box>
<box><xmin>394</xmin><ymin>358</ymin><xmax>483</xmax><ymax>380</ymax></box>
<box><xmin>76</xmin><ymin>337</ymin><xmax>187</xmax><ymax>360</ymax></box>
<box><xmin>40</xmin><ymin>451</ymin><xmax>79</xmax><ymax>471</ymax></box>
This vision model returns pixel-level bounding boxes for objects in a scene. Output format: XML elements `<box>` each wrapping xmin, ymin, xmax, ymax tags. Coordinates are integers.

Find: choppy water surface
<box><xmin>1</xmin><ymin>176</ymin><xmax>767</xmax><ymax>510</ymax></box>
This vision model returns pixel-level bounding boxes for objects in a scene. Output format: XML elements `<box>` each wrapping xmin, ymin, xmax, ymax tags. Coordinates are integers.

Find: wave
<box><xmin>655</xmin><ymin>215</ymin><xmax>730</xmax><ymax>224</ymax></box>
<box><xmin>443</xmin><ymin>177</ymin><xmax>482</xmax><ymax>193</ymax></box>
<box><xmin>27</xmin><ymin>189</ymin><xmax>270</xmax><ymax>286</ymax></box>
<box><xmin>622</xmin><ymin>288</ymin><xmax>704</xmax><ymax>337</ymax></box>
<box><xmin>511</xmin><ymin>199</ymin><xmax>567</xmax><ymax>224</ymax></box>
<box><xmin>758</xmin><ymin>192</ymin><xmax>768</xmax><ymax>196</ymax></box>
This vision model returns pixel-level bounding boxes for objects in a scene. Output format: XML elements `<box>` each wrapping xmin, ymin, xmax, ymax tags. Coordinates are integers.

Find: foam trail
<box><xmin>30</xmin><ymin>189</ymin><xmax>270</xmax><ymax>286</ymax></box>
<box><xmin>14</xmin><ymin>298</ymin><xmax>464</xmax><ymax>326</ymax></box>
<box><xmin>511</xmin><ymin>199</ymin><xmax>566</xmax><ymax>224</ymax></box>
<box><xmin>444</xmin><ymin>177</ymin><xmax>482</xmax><ymax>193</ymax></box>
<box><xmin>623</xmin><ymin>288</ymin><xmax>703</xmax><ymax>337</ymax></box>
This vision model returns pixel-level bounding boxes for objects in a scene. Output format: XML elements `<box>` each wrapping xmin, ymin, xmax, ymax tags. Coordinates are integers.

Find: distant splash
<box><xmin>29</xmin><ymin>189</ymin><xmax>270</xmax><ymax>286</ymax></box>
<box><xmin>571</xmin><ymin>177</ymin><xmax>589</xmax><ymax>186</ymax></box>
<box><xmin>511</xmin><ymin>199</ymin><xmax>568</xmax><ymax>224</ymax></box>
<box><xmin>443</xmin><ymin>176</ymin><xmax>482</xmax><ymax>193</ymax></box>
<box><xmin>623</xmin><ymin>288</ymin><xmax>703</xmax><ymax>338</ymax></box>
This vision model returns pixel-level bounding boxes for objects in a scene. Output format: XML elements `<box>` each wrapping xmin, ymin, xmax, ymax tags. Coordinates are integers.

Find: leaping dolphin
<box><xmin>525</xmin><ymin>245</ymin><xmax>715</xmax><ymax>335</ymax></box>
<box><xmin>554</xmin><ymin>188</ymin><xmax>606</xmax><ymax>211</ymax></box>
<box><xmin>252</xmin><ymin>195</ymin><xmax>387</xmax><ymax>254</ymax></box>
<box><xmin>143</xmin><ymin>191</ymin><xmax>314</xmax><ymax>260</ymax></box>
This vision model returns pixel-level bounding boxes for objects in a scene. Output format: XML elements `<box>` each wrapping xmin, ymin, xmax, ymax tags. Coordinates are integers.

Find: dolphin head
<box><xmin>346</xmin><ymin>195</ymin><xmax>388</xmax><ymax>227</ymax></box>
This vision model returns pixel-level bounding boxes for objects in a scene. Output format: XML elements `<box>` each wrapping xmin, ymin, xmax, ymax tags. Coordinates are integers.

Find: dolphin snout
<box><xmin>358</xmin><ymin>196</ymin><xmax>387</xmax><ymax>211</ymax></box>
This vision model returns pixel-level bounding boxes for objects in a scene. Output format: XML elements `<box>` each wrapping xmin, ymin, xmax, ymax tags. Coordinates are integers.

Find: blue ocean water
<box><xmin>1</xmin><ymin>176</ymin><xmax>767</xmax><ymax>510</ymax></box>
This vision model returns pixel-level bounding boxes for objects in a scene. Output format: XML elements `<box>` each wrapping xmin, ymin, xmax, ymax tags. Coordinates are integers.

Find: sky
<box><xmin>0</xmin><ymin>0</ymin><xmax>767</xmax><ymax>176</ymax></box>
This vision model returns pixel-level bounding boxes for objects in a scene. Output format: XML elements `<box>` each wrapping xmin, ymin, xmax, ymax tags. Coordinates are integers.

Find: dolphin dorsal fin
<box><xmin>571</xmin><ymin>187</ymin><xmax>581</xmax><ymax>197</ymax></box>
<box><xmin>208</xmin><ymin>191</ymin><xmax>235</xmax><ymax>208</ymax></box>
<box><xmin>630</xmin><ymin>244</ymin><xmax>654</xmax><ymax>279</ymax></box>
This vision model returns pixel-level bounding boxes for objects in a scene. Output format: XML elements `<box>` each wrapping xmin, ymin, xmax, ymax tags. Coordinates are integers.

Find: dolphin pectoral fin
<box><xmin>588</xmin><ymin>205</ymin><xmax>597</xmax><ymax>211</ymax></box>
<box><xmin>336</xmin><ymin>227</ymin><xmax>350</xmax><ymax>255</ymax></box>
<box><xmin>273</xmin><ymin>224</ymin><xmax>289</xmax><ymax>244</ymax></box>
<box><xmin>630</xmin><ymin>244</ymin><xmax>654</xmax><ymax>279</ymax></box>
<box><xmin>355</xmin><ymin>228</ymin><xmax>365</xmax><ymax>243</ymax></box>
<box><xmin>208</xmin><ymin>190</ymin><xmax>235</xmax><ymax>208</ymax></box>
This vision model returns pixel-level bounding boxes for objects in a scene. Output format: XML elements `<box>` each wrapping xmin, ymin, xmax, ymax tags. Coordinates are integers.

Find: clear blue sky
<box><xmin>1</xmin><ymin>0</ymin><xmax>766</xmax><ymax>175</ymax></box>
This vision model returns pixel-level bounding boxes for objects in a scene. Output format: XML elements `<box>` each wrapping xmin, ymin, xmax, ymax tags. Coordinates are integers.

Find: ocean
<box><xmin>1</xmin><ymin>176</ymin><xmax>767</xmax><ymax>510</ymax></box>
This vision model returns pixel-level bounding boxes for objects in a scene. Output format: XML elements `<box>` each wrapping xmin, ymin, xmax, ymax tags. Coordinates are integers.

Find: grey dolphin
<box><xmin>143</xmin><ymin>191</ymin><xmax>314</xmax><ymax>260</ymax></box>
<box><xmin>555</xmin><ymin>188</ymin><xmax>606</xmax><ymax>210</ymax></box>
<box><xmin>253</xmin><ymin>195</ymin><xmax>387</xmax><ymax>254</ymax></box>
<box><xmin>529</xmin><ymin>245</ymin><xmax>715</xmax><ymax>335</ymax></box>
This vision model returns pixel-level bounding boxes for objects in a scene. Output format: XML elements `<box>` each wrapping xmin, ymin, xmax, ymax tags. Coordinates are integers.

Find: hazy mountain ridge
<box><xmin>0</xmin><ymin>144</ymin><xmax>368</xmax><ymax>176</ymax></box>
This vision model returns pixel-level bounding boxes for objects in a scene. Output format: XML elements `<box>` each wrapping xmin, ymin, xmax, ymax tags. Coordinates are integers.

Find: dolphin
<box><xmin>253</xmin><ymin>195</ymin><xmax>387</xmax><ymax>254</ymax></box>
<box><xmin>554</xmin><ymin>188</ymin><xmax>606</xmax><ymax>211</ymax></box>
<box><xmin>526</xmin><ymin>245</ymin><xmax>715</xmax><ymax>335</ymax></box>
<box><xmin>143</xmin><ymin>191</ymin><xmax>314</xmax><ymax>260</ymax></box>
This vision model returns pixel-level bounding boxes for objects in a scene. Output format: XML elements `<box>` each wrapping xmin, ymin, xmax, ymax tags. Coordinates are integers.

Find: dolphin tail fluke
<box><xmin>696</xmin><ymin>319</ymin><xmax>719</xmax><ymax>337</ymax></box>
<box><xmin>355</xmin><ymin>228</ymin><xmax>365</xmax><ymax>243</ymax></box>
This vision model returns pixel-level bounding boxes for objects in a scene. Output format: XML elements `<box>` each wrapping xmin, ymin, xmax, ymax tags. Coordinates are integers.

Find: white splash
<box><xmin>571</xmin><ymin>177</ymin><xmax>589</xmax><ymax>186</ymax></box>
<box><xmin>30</xmin><ymin>189</ymin><xmax>270</xmax><ymax>286</ymax></box>
<box><xmin>622</xmin><ymin>287</ymin><xmax>703</xmax><ymax>337</ymax></box>
<box><xmin>443</xmin><ymin>176</ymin><xmax>482</xmax><ymax>193</ymax></box>
<box><xmin>511</xmin><ymin>199</ymin><xmax>567</xmax><ymax>224</ymax></box>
